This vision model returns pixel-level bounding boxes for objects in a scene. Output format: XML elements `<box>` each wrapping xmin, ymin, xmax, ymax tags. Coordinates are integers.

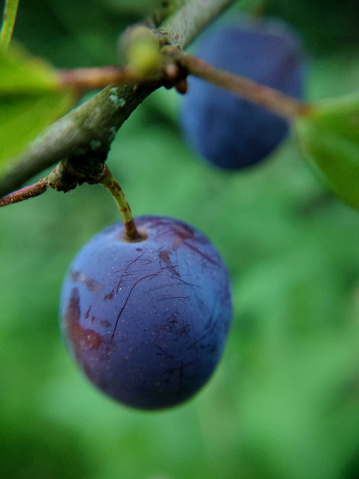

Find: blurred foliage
<box><xmin>0</xmin><ymin>44</ymin><xmax>75</xmax><ymax>170</ymax></box>
<box><xmin>265</xmin><ymin>0</ymin><xmax>359</xmax><ymax>54</ymax></box>
<box><xmin>1</xmin><ymin>0</ymin><xmax>359</xmax><ymax>478</ymax></box>
<box><xmin>295</xmin><ymin>93</ymin><xmax>359</xmax><ymax>211</ymax></box>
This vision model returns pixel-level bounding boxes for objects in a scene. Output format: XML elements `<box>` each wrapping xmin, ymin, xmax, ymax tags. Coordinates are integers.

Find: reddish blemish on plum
<box><xmin>104</xmin><ymin>290</ymin><xmax>115</xmax><ymax>301</ymax></box>
<box><xmin>71</xmin><ymin>271</ymin><xmax>105</xmax><ymax>294</ymax></box>
<box><xmin>65</xmin><ymin>288</ymin><xmax>104</xmax><ymax>361</ymax></box>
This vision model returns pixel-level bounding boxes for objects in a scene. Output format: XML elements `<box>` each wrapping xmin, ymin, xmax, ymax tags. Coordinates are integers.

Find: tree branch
<box><xmin>161</xmin><ymin>0</ymin><xmax>236</xmax><ymax>49</ymax></box>
<box><xmin>58</xmin><ymin>65</ymin><xmax>144</xmax><ymax>94</ymax></box>
<box><xmin>181</xmin><ymin>54</ymin><xmax>312</xmax><ymax>119</ymax></box>
<box><xmin>0</xmin><ymin>177</ymin><xmax>48</xmax><ymax>207</ymax></box>
<box><xmin>0</xmin><ymin>82</ymin><xmax>160</xmax><ymax>197</ymax></box>
<box><xmin>0</xmin><ymin>0</ymin><xmax>235</xmax><ymax>197</ymax></box>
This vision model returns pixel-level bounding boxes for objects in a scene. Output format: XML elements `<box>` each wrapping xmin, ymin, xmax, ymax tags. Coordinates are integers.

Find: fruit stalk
<box><xmin>99</xmin><ymin>165</ymin><xmax>140</xmax><ymax>241</ymax></box>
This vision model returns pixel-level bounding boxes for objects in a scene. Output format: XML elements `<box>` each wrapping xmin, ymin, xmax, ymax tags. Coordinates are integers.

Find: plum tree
<box><xmin>59</xmin><ymin>215</ymin><xmax>232</xmax><ymax>410</ymax></box>
<box><xmin>2</xmin><ymin>0</ymin><xmax>358</xmax><ymax>425</ymax></box>
<box><xmin>181</xmin><ymin>16</ymin><xmax>306</xmax><ymax>170</ymax></box>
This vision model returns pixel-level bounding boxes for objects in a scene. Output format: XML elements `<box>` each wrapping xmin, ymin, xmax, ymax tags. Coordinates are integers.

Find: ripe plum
<box><xmin>181</xmin><ymin>16</ymin><xmax>306</xmax><ymax>169</ymax></box>
<box><xmin>59</xmin><ymin>216</ymin><xmax>232</xmax><ymax>410</ymax></box>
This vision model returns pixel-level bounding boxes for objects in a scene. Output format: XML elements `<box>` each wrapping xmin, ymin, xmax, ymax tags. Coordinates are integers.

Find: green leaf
<box><xmin>295</xmin><ymin>94</ymin><xmax>359</xmax><ymax>210</ymax></box>
<box><xmin>0</xmin><ymin>45</ymin><xmax>75</xmax><ymax>174</ymax></box>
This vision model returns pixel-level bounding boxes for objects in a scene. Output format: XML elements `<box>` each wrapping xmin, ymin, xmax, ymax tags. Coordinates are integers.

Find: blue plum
<box><xmin>59</xmin><ymin>216</ymin><xmax>232</xmax><ymax>410</ymax></box>
<box><xmin>181</xmin><ymin>16</ymin><xmax>306</xmax><ymax>169</ymax></box>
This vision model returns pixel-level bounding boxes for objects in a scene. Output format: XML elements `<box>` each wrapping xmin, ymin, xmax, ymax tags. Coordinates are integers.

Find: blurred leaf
<box><xmin>0</xmin><ymin>45</ymin><xmax>59</xmax><ymax>92</ymax></box>
<box><xmin>0</xmin><ymin>0</ymin><xmax>20</xmax><ymax>49</ymax></box>
<box><xmin>296</xmin><ymin>94</ymin><xmax>359</xmax><ymax>210</ymax></box>
<box><xmin>0</xmin><ymin>45</ymin><xmax>75</xmax><ymax>173</ymax></box>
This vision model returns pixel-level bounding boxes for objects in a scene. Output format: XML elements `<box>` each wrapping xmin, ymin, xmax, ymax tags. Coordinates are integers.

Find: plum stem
<box><xmin>180</xmin><ymin>54</ymin><xmax>313</xmax><ymax>119</ymax></box>
<box><xmin>99</xmin><ymin>165</ymin><xmax>140</xmax><ymax>241</ymax></box>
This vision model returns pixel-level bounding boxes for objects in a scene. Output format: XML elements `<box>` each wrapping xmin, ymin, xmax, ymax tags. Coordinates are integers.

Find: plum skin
<box><xmin>59</xmin><ymin>216</ymin><xmax>232</xmax><ymax>410</ymax></box>
<box><xmin>181</xmin><ymin>17</ymin><xmax>306</xmax><ymax>170</ymax></box>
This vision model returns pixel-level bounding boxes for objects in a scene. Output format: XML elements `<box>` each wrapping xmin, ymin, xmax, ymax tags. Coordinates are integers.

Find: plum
<box><xmin>181</xmin><ymin>16</ymin><xmax>306</xmax><ymax>169</ymax></box>
<box><xmin>59</xmin><ymin>216</ymin><xmax>232</xmax><ymax>410</ymax></box>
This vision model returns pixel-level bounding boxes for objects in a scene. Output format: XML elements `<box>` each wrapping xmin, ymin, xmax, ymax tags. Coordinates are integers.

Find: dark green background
<box><xmin>1</xmin><ymin>1</ymin><xmax>359</xmax><ymax>478</ymax></box>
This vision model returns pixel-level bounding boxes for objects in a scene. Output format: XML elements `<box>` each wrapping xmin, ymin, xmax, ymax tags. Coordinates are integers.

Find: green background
<box><xmin>1</xmin><ymin>0</ymin><xmax>359</xmax><ymax>477</ymax></box>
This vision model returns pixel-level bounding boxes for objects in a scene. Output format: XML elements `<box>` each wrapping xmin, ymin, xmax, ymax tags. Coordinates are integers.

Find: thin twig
<box><xmin>59</xmin><ymin>65</ymin><xmax>150</xmax><ymax>95</ymax></box>
<box><xmin>180</xmin><ymin>54</ymin><xmax>312</xmax><ymax>120</ymax></box>
<box><xmin>0</xmin><ymin>177</ymin><xmax>48</xmax><ymax>207</ymax></box>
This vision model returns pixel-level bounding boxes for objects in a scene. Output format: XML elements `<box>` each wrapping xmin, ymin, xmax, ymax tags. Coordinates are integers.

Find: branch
<box><xmin>181</xmin><ymin>54</ymin><xmax>312</xmax><ymax>119</ymax></box>
<box><xmin>161</xmin><ymin>0</ymin><xmax>236</xmax><ymax>49</ymax></box>
<box><xmin>0</xmin><ymin>177</ymin><xmax>48</xmax><ymax>207</ymax></box>
<box><xmin>0</xmin><ymin>0</ymin><xmax>235</xmax><ymax>198</ymax></box>
<box><xmin>0</xmin><ymin>81</ymin><xmax>160</xmax><ymax>197</ymax></box>
<box><xmin>58</xmin><ymin>65</ymin><xmax>145</xmax><ymax>94</ymax></box>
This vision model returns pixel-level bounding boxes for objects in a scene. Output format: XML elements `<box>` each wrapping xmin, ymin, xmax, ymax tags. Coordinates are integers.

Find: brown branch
<box><xmin>0</xmin><ymin>0</ymin><xmax>236</xmax><ymax>198</ymax></box>
<box><xmin>59</xmin><ymin>65</ymin><xmax>145</xmax><ymax>94</ymax></box>
<box><xmin>0</xmin><ymin>177</ymin><xmax>48</xmax><ymax>207</ymax></box>
<box><xmin>180</xmin><ymin>54</ymin><xmax>312</xmax><ymax>120</ymax></box>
